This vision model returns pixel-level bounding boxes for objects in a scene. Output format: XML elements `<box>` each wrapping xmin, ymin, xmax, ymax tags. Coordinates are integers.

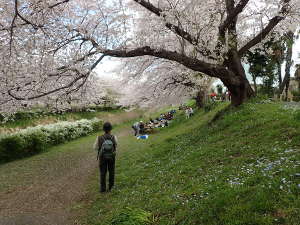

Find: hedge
<box><xmin>0</xmin><ymin>118</ymin><xmax>102</xmax><ymax>163</ymax></box>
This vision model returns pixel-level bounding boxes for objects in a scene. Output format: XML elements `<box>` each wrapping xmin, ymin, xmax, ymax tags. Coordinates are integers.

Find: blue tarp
<box><xmin>137</xmin><ymin>135</ymin><xmax>149</xmax><ymax>140</ymax></box>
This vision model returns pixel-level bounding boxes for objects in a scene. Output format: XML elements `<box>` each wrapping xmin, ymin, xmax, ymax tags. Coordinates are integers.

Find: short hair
<box><xmin>103</xmin><ymin>122</ymin><xmax>112</xmax><ymax>133</ymax></box>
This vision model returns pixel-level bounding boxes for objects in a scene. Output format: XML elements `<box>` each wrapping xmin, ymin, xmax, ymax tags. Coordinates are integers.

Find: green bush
<box><xmin>291</xmin><ymin>90</ymin><xmax>300</xmax><ymax>97</ymax></box>
<box><xmin>48</xmin><ymin>130</ymin><xmax>67</xmax><ymax>145</ymax></box>
<box><xmin>0</xmin><ymin>119</ymin><xmax>102</xmax><ymax>164</ymax></box>
<box><xmin>293</xmin><ymin>96</ymin><xmax>300</xmax><ymax>102</ymax></box>
<box><xmin>23</xmin><ymin>131</ymin><xmax>48</xmax><ymax>155</ymax></box>
<box><xmin>0</xmin><ymin>113</ymin><xmax>4</xmax><ymax>122</ymax></box>
<box><xmin>14</xmin><ymin>111</ymin><xmax>34</xmax><ymax>120</ymax></box>
<box><xmin>293</xmin><ymin>110</ymin><xmax>300</xmax><ymax>120</ymax></box>
<box><xmin>92</xmin><ymin>121</ymin><xmax>102</xmax><ymax>132</ymax></box>
<box><xmin>0</xmin><ymin>135</ymin><xmax>24</xmax><ymax>162</ymax></box>
<box><xmin>111</xmin><ymin>208</ymin><xmax>152</xmax><ymax>225</ymax></box>
<box><xmin>204</xmin><ymin>101</ymin><xmax>218</xmax><ymax>112</ymax></box>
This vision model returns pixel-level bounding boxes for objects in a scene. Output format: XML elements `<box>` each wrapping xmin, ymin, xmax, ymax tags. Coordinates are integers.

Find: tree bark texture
<box><xmin>279</xmin><ymin>32</ymin><xmax>294</xmax><ymax>96</ymax></box>
<box><xmin>195</xmin><ymin>90</ymin><xmax>206</xmax><ymax>108</ymax></box>
<box><xmin>223</xmin><ymin>50</ymin><xmax>255</xmax><ymax>106</ymax></box>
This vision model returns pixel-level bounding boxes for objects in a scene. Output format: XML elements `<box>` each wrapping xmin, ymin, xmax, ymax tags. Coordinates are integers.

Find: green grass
<box><xmin>81</xmin><ymin>101</ymin><xmax>300</xmax><ymax>225</ymax></box>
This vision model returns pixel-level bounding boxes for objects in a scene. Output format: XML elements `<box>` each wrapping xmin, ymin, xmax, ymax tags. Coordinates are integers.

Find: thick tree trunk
<box><xmin>194</xmin><ymin>90</ymin><xmax>206</xmax><ymax>108</ymax></box>
<box><xmin>224</xmin><ymin>78</ymin><xmax>254</xmax><ymax>106</ymax></box>
<box><xmin>223</xmin><ymin>50</ymin><xmax>255</xmax><ymax>106</ymax></box>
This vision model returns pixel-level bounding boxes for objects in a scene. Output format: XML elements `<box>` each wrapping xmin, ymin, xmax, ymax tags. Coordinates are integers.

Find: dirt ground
<box><xmin>0</xmin><ymin>111</ymin><xmax>138</xmax><ymax>225</ymax></box>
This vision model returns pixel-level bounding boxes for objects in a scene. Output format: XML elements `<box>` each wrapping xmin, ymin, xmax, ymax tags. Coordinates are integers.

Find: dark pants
<box><xmin>132</xmin><ymin>126</ymin><xmax>138</xmax><ymax>136</ymax></box>
<box><xmin>99</xmin><ymin>157</ymin><xmax>115</xmax><ymax>192</ymax></box>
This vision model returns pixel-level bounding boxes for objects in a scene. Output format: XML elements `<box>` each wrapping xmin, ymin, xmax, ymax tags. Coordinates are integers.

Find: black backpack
<box><xmin>98</xmin><ymin>136</ymin><xmax>115</xmax><ymax>159</ymax></box>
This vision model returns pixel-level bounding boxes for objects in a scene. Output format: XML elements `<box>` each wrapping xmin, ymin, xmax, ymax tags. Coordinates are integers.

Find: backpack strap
<box><xmin>97</xmin><ymin>136</ymin><xmax>104</xmax><ymax>160</ymax></box>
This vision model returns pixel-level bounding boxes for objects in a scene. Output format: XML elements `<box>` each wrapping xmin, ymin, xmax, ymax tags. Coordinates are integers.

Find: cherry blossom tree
<box><xmin>114</xmin><ymin>57</ymin><xmax>215</xmax><ymax>108</ymax></box>
<box><xmin>0</xmin><ymin>0</ymin><xmax>118</xmax><ymax>112</ymax></box>
<box><xmin>103</xmin><ymin>0</ymin><xmax>300</xmax><ymax>106</ymax></box>
<box><xmin>1</xmin><ymin>0</ymin><xmax>300</xmax><ymax>111</ymax></box>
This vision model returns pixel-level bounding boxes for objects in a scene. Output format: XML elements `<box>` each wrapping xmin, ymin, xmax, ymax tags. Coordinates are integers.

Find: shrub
<box><xmin>204</xmin><ymin>101</ymin><xmax>218</xmax><ymax>112</ymax></box>
<box><xmin>293</xmin><ymin>110</ymin><xmax>300</xmax><ymax>120</ymax></box>
<box><xmin>111</xmin><ymin>208</ymin><xmax>152</xmax><ymax>225</ymax></box>
<box><xmin>22</xmin><ymin>131</ymin><xmax>48</xmax><ymax>155</ymax></box>
<box><xmin>92</xmin><ymin>121</ymin><xmax>102</xmax><ymax>132</ymax></box>
<box><xmin>0</xmin><ymin>118</ymin><xmax>102</xmax><ymax>164</ymax></box>
<box><xmin>0</xmin><ymin>113</ymin><xmax>4</xmax><ymax>122</ymax></box>
<box><xmin>293</xmin><ymin>96</ymin><xmax>300</xmax><ymax>102</ymax></box>
<box><xmin>14</xmin><ymin>111</ymin><xmax>34</xmax><ymax>120</ymax></box>
<box><xmin>0</xmin><ymin>135</ymin><xmax>24</xmax><ymax>162</ymax></box>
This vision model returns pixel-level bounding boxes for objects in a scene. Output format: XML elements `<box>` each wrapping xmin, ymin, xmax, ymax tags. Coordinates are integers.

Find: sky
<box><xmin>95</xmin><ymin>57</ymin><xmax>122</xmax><ymax>80</ymax></box>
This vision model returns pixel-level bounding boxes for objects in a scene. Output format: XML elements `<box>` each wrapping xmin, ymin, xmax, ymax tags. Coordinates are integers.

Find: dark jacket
<box><xmin>98</xmin><ymin>133</ymin><xmax>117</xmax><ymax>153</ymax></box>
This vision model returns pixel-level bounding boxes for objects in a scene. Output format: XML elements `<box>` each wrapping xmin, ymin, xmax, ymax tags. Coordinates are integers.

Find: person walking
<box><xmin>94</xmin><ymin>122</ymin><xmax>117</xmax><ymax>192</ymax></box>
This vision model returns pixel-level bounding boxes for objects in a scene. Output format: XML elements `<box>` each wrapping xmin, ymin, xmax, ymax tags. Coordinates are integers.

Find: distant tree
<box><xmin>270</xmin><ymin>31</ymin><xmax>296</xmax><ymax>99</ymax></box>
<box><xmin>246</xmin><ymin>37</ymin><xmax>278</xmax><ymax>97</ymax></box>
<box><xmin>115</xmin><ymin>59</ymin><xmax>214</xmax><ymax>108</ymax></box>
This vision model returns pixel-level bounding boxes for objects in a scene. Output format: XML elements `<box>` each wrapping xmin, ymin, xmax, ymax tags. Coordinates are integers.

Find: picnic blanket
<box><xmin>137</xmin><ymin>135</ymin><xmax>149</xmax><ymax>140</ymax></box>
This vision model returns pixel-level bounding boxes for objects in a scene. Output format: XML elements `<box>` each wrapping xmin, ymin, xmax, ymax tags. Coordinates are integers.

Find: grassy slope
<box><xmin>82</xmin><ymin>102</ymin><xmax>300</xmax><ymax>225</ymax></box>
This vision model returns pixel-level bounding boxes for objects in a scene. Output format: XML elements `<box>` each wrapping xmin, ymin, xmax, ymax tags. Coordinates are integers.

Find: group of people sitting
<box><xmin>132</xmin><ymin>110</ymin><xmax>176</xmax><ymax>136</ymax></box>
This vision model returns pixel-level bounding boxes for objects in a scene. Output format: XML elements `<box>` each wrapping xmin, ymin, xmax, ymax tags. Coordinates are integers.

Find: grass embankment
<box><xmin>82</xmin><ymin>101</ymin><xmax>300</xmax><ymax>225</ymax></box>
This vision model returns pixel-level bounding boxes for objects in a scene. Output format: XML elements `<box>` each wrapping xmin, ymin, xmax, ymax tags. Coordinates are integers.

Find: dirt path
<box><xmin>0</xmin><ymin>112</ymin><xmax>137</xmax><ymax>225</ymax></box>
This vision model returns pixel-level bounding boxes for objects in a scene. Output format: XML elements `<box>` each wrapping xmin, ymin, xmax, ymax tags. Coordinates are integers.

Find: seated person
<box><xmin>139</xmin><ymin>121</ymin><xmax>145</xmax><ymax>134</ymax></box>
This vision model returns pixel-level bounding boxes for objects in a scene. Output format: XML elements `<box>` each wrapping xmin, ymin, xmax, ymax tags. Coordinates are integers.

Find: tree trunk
<box><xmin>279</xmin><ymin>31</ymin><xmax>294</xmax><ymax>96</ymax></box>
<box><xmin>225</xmin><ymin>78</ymin><xmax>254</xmax><ymax>106</ymax></box>
<box><xmin>195</xmin><ymin>90</ymin><xmax>206</xmax><ymax>108</ymax></box>
<box><xmin>277</xmin><ymin>61</ymin><xmax>282</xmax><ymax>86</ymax></box>
<box><xmin>252</xmin><ymin>75</ymin><xmax>257</xmax><ymax>94</ymax></box>
<box><xmin>223</xmin><ymin>50</ymin><xmax>255</xmax><ymax>106</ymax></box>
<box><xmin>285</xmin><ymin>77</ymin><xmax>291</xmax><ymax>101</ymax></box>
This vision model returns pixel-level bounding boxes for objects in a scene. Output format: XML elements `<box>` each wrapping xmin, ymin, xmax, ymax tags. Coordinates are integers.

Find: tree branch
<box><xmin>7</xmin><ymin>54</ymin><xmax>105</xmax><ymax>101</ymax></box>
<box><xmin>49</xmin><ymin>0</ymin><xmax>70</xmax><ymax>9</ymax></box>
<box><xmin>133</xmin><ymin>0</ymin><xmax>216</xmax><ymax>60</ymax></box>
<box><xmin>219</xmin><ymin>0</ymin><xmax>250</xmax><ymax>36</ymax></box>
<box><xmin>102</xmin><ymin>46</ymin><xmax>234</xmax><ymax>82</ymax></box>
<box><xmin>238</xmin><ymin>0</ymin><xmax>291</xmax><ymax>56</ymax></box>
